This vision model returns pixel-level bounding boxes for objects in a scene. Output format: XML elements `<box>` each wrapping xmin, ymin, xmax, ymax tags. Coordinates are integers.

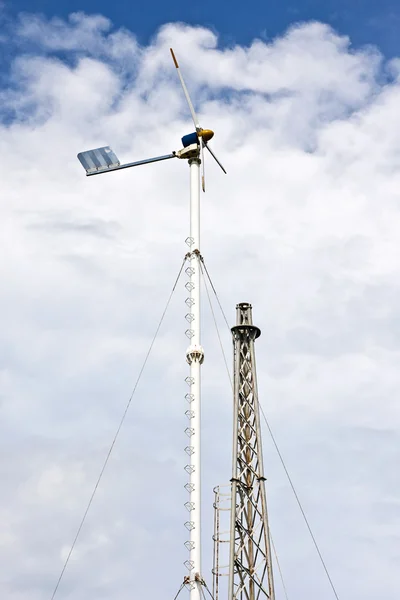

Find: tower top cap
<box><xmin>233</xmin><ymin>302</ymin><xmax>261</xmax><ymax>337</ymax></box>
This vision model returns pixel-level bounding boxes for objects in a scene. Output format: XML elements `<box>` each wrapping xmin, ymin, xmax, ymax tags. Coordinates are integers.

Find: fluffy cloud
<box><xmin>1</xmin><ymin>11</ymin><xmax>399</xmax><ymax>600</ymax></box>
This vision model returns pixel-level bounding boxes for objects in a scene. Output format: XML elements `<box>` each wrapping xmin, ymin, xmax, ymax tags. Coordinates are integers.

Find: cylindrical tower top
<box><xmin>232</xmin><ymin>302</ymin><xmax>261</xmax><ymax>339</ymax></box>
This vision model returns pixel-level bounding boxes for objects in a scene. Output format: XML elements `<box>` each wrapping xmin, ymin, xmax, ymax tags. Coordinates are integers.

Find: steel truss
<box><xmin>228</xmin><ymin>303</ymin><xmax>275</xmax><ymax>600</ymax></box>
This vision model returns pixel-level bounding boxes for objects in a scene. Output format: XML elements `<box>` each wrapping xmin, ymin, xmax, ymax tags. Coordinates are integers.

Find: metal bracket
<box><xmin>175</xmin><ymin>143</ymin><xmax>200</xmax><ymax>160</ymax></box>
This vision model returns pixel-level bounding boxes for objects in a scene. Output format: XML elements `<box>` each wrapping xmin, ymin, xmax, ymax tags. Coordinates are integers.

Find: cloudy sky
<box><xmin>1</xmin><ymin>2</ymin><xmax>400</xmax><ymax>600</ymax></box>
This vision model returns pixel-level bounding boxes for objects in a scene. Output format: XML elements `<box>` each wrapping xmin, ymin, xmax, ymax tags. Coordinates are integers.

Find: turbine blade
<box><xmin>204</xmin><ymin>142</ymin><xmax>227</xmax><ymax>174</ymax></box>
<box><xmin>170</xmin><ymin>48</ymin><xmax>200</xmax><ymax>131</ymax></box>
<box><xmin>201</xmin><ymin>139</ymin><xmax>206</xmax><ymax>192</ymax></box>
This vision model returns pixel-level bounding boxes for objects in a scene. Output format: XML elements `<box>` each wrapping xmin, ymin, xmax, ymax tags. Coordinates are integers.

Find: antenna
<box><xmin>77</xmin><ymin>49</ymin><xmax>227</xmax><ymax>600</ymax></box>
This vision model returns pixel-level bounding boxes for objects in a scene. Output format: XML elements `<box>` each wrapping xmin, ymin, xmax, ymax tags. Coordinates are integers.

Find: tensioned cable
<box><xmin>271</xmin><ymin>533</ymin><xmax>290</xmax><ymax>600</ymax></box>
<box><xmin>201</xmin><ymin>262</ymin><xmax>290</xmax><ymax>599</ymax></box>
<box><xmin>49</xmin><ymin>256</ymin><xmax>187</xmax><ymax>600</ymax></box>
<box><xmin>199</xmin><ymin>260</ymin><xmax>232</xmax><ymax>384</ymax></box>
<box><xmin>259</xmin><ymin>402</ymin><xmax>340</xmax><ymax>600</ymax></box>
<box><xmin>200</xmin><ymin>584</ymin><xmax>208</xmax><ymax>600</ymax></box>
<box><xmin>202</xmin><ymin>582</ymin><xmax>218</xmax><ymax>600</ymax></box>
<box><xmin>202</xmin><ymin>259</ymin><xmax>290</xmax><ymax>599</ymax></box>
<box><xmin>200</xmin><ymin>258</ymin><xmax>230</xmax><ymax>330</ymax></box>
<box><xmin>201</xmin><ymin>258</ymin><xmax>340</xmax><ymax>600</ymax></box>
<box><xmin>172</xmin><ymin>582</ymin><xmax>186</xmax><ymax>600</ymax></box>
<box><xmin>203</xmin><ymin>583</ymin><xmax>215</xmax><ymax>600</ymax></box>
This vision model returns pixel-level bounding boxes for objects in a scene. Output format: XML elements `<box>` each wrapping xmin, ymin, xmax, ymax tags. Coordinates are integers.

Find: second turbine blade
<box><xmin>204</xmin><ymin>142</ymin><xmax>227</xmax><ymax>174</ymax></box>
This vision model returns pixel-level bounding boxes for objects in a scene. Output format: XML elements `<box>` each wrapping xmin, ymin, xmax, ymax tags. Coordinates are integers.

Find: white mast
<box><xmin>78</xmin><ymin>49</ymin><xmax>226</xmax><ymax>600</ymax></box>
<box><xmin>184</xmin><ymin>156</ymin><xmax>204</xmax><ymax>599</ymax></box>
<box><xmin>169</xmin><ymin>47</ymin><xmax>225</xmax><ymax>598</ymax></box>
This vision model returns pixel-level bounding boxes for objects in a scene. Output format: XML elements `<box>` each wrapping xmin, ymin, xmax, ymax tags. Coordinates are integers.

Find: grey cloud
<box><xmin>27</xmin><ymin>215</ymin><xmax>120</xmax><ymax>238</ymax></box>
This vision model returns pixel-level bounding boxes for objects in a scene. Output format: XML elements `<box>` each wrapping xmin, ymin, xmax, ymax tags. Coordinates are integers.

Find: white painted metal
<box><xmin>184</xmin><ymin>155</ymin><xmax>204</xmax><ymax>600</ymax></box>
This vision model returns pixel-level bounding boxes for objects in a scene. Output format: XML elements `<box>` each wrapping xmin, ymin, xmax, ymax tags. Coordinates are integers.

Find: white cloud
<box><xmin>1</xmin><ymin>11</ymin><xmax>400</xmax><ymax>600</ymax></box>
<box><xmin>16</xmin><ymin>11</ymin><xmax>138</xmax><ymax>63</ymax></box>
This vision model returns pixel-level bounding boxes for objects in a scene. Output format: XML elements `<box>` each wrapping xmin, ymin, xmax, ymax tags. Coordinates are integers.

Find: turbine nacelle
<box><xmin>182</xmin><ymin>129</ymin><xmax>214</xmax><ymax>148</ymax></box>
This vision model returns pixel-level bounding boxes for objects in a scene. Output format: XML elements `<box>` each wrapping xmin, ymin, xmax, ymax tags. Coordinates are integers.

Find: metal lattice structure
<box><xmin>212</xmin><ymin>484</ymin><xmax>231</xmax><ymax>600</ymax></box>
<box><xmin>228</xmin><ymin>303</ymin><xmax>275</xmax><ymax>600</ymax></box>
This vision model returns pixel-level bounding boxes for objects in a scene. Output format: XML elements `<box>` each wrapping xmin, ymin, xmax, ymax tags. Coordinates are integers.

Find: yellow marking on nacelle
<box><xmin>198</xmin><ymin>129</ymin><xmax>214</xmax><ymax>142</ymax></box>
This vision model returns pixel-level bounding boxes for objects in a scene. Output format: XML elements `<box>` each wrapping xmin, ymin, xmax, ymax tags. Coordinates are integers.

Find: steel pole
<box><xmin>184</xmin><ymin>156</ymin><xmax>203</xmax><ymax>600</ymax></box>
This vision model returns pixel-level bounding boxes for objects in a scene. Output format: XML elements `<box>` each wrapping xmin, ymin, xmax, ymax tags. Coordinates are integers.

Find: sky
<box><xmin>4</xmin><ymin>0</ymin><xmax>400</xmax><ymax>57</ymax></box>
<box><xmin>1</xmin><ymin>2</ymin><xmax>400</xmax><ymax>600</ymax></box>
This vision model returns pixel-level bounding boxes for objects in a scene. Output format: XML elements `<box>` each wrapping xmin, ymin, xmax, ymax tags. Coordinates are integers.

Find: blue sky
<box><xmin>4</xmin><ymin>0</ymin><xmax>400</xmax><ymax>57</ymax></box>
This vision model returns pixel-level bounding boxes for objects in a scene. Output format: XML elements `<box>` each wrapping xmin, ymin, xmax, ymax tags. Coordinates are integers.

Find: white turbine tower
<box><xmin>170</xmin><ymin>48</ymin><xmax>226</xmax><ymax>600</ymax></box>
<box><xmin>77</xmin><ymin>48</ymin><xmax>226</xmax><ymax>600</ymax></box>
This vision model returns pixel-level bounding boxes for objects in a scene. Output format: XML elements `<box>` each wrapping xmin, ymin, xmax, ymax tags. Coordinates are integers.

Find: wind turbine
<box><xmin>170</xmin><ymin>48</ymin><xmax>226</xmax><ymax>192</ymax></box>
<box><xmin>77</xmin><ymin>49</ymin><xmax>226</xmax><ymax>600</ymax></box>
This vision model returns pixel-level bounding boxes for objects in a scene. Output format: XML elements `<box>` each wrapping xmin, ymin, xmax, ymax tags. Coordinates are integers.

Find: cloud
<box><xmin>0</xmin><ymin>11</ymin><xmax>399</xmax><ymax>600</ymax></box>
<box><xmin>16</xmin><ymin>11</ymin><xmax>139</xmax><ymax>63</ymax></box>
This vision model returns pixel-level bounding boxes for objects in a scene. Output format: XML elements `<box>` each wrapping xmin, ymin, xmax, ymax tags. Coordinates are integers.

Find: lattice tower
<box><xmin>228</xmin><ymin>303</ymin><xmax>275</xmax><ymax>600</ymax></box>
